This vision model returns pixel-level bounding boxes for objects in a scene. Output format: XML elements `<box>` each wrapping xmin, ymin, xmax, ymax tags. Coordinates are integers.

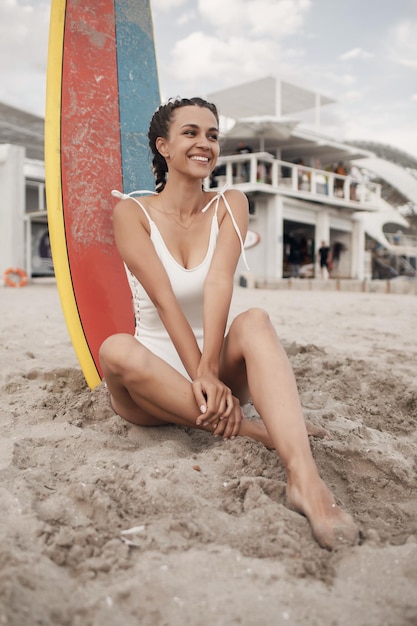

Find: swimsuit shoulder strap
<box><xmin>111</xmin><ymin>189</ymin><xmax>157</xmax><ymax>224</ymax></box>
<box><xmin>202</xmin><ymin>185</ymin><xmax>249</xmax><ymax>270</ymax></box>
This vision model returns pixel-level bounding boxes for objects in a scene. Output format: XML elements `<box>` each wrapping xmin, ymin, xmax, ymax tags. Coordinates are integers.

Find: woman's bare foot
<box><xmin>286</xmin><ymin>471</ymin><xmax>359</xmax><ymax>550</ymax></box>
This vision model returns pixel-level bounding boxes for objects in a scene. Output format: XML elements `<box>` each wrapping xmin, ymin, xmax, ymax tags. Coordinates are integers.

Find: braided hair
<box><xmin>148</xmin><ymin>97</ymin><xmax>219</xmax><ymax>193</ymax></box>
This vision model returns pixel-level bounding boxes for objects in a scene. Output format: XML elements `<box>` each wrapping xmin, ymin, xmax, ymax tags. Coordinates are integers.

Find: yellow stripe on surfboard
<box><xmin>45</xmin><ymin>0</ymin><xmax>101</xmax><ymax>389</ymax></box>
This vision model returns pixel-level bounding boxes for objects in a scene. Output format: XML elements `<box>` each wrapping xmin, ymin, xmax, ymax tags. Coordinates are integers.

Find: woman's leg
<box><xmin>219</xmin><ymin>308</ymin><xmax>359</xmax><ymax>550</ymax></box>
<box><xmin>99</xmin><ymin>334</ymin><xmax>215</xmax><ymax>431</ymax></box>
<box><xmin>100</xmin><ymin>334</ymin><xmax>277</xmax><ymax>438</ymax></box>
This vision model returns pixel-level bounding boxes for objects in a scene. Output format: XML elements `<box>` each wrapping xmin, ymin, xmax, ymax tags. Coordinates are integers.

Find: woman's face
<box><xmin>157</xmin><ymin>105</ymin><xmax>220</xmax><ymax>178</ymax></box>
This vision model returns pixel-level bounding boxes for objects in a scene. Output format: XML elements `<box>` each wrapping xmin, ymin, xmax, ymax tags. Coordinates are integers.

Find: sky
<box><xmin>1</xmin><ymin>0</ymin><xmax>416</xmax><ymax>159</ymax></box>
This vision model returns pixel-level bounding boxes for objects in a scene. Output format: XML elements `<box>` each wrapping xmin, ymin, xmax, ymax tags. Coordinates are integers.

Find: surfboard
<box><xmin>45</xmin><ymin>0</ymin><xmax>161</xmax><ymax>389</ymax></box>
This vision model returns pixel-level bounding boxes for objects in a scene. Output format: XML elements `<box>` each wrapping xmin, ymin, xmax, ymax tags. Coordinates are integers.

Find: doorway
<box><xmin>283</xmin><ymin>220</ymin><xmax>315</xmax><ymax>278</ymax></box>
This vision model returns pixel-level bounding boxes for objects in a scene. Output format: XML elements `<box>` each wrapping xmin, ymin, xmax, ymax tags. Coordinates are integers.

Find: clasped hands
<box><xmin>192</xmin><ymin>372</ymin><xmax>243</xmax><ymax>439</ymax></box>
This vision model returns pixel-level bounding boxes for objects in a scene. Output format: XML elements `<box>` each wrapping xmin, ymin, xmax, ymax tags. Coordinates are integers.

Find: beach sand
<box><xmin>0</xmin><ymin>282</ymin><xmax>416</xmax><ymax>626</ymax></box>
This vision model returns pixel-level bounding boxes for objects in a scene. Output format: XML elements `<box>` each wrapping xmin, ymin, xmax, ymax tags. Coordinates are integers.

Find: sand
<box><xmin>0</xmin><ymin>281</ymin><xmax>416</xmax><ymax>626</ymax></box>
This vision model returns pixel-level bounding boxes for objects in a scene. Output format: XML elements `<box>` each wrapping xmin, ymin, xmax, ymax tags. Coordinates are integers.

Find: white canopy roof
<box><xmin>208</xmin><ymin>76</ymin><xmax>336</xmax><ymax>119</ymax></box>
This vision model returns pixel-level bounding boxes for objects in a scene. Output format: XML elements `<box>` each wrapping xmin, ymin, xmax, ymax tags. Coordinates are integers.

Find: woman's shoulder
<box><xmin>112</xmin><ymin>193</ymin><xmax>154</xmax><ymax>232</ymax></box>
<box><xmin>113</xmin><ymin>191</ymin><xmax>156</xmax><ymax>208</ymax></box>
<box><xmin>219</xmin><ymin>188</ymin><xmax>249</xmax><ymax>221</ymax></box>
<box><xmin>221</xmin><ymin>187</ymin><xmax>247</xmax><ymax>201</ymax></box>
<box><xmin>215</xmin><ymin>187</ymin><xmax>248</xmax><ymax>211</ymax></box>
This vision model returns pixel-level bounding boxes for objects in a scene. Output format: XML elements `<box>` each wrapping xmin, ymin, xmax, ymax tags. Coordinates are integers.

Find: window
<box><xmin>25</xmin><ymin>180</ymin><xmax>46</xmax><ymax>213</ymax></box>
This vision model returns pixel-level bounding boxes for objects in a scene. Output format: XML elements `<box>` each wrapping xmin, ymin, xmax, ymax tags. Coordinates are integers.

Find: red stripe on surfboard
<box><xmin>61</xmin><ymin>0</ymin><xmax>134</xmax><ymax>379</ymax></box>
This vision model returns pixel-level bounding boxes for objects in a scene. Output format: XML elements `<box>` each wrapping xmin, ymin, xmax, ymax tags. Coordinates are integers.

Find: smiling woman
<box><xmin>148</xmin><ymin>97</ymin><xmax>220</xmax><ymax>192</ymax></box>
<box><xmin>99</xmin><ymin>96</ymin><xmax>360</xmax><ymax>551</ymax></box>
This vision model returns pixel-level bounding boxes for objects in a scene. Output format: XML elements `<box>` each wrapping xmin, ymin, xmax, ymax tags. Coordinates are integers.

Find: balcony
<box><xmin>208</xmin><ymin>152</ymin><xmax>382</xmax><ymax>211</ymax></box>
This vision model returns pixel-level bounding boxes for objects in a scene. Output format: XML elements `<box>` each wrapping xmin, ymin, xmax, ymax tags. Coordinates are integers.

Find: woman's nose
<box><xmin>196</xmin><ymin>134</ymin><xmax>210</xmax><ymax>148</ymax></box>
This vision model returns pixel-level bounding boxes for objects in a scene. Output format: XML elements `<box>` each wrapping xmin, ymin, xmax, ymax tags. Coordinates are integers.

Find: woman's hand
<box><xmin>192</xmin><ymin>374</ymin><xmax>242</xmax><ymax>439</ymax></box>
<box><xmin>212</xmin><ymin>396</ymin><xmax>243</xmax><ymax>439</ymax></box>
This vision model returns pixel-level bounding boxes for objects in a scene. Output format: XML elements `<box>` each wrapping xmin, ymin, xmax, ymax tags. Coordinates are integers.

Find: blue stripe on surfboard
<box><xmin>115</xmin><ymin>0</ymin><xmax>161</xmax><ymax>192</ymax></box>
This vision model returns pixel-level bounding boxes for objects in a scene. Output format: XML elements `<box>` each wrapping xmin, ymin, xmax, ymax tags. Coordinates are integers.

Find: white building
<box><xmin>207</xmin><ymin>76</ymin><xmax>417</xmax><ymax>283</ymax></box>
<box><xmin>0</xmin><ymin>103</ymin><xmax>50</xmax><ymax>283</ymax></box>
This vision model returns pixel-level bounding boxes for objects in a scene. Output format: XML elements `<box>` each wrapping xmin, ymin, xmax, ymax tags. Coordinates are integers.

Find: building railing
<box><xmin>209</xmin><ymin>152</ymin><xmax>381</xmax><ymax>207</ymax></box>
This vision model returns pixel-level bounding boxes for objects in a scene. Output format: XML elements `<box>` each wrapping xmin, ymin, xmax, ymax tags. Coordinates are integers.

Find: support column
<box><xmin>0</xmin><ymin>144</ymin><xmax>25</xmax><ymax>282</ymax></box>
<box><xmin>265</xmin><ymin>195</ymin><xmax>283</xmax><ymax>279</ymax></box>
<box><xmin>351</xmin><ymin>215</ymin><xmax>365</xmax><ymax>279</ymax></box>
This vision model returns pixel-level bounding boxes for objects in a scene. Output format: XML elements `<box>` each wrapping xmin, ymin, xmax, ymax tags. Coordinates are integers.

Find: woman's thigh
<box><xmin>99</xmin><ymin>333</ymin><xmax>199</xmax><ymax>427</ymax></box>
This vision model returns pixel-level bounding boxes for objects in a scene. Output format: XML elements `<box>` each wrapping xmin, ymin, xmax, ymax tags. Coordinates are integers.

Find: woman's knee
<box><xmin>233</xmin><ymin>307</ymin><xmax>272</xmax><ymax>334</ymax></box>
<box><xmin>99</xmin><ymin>334</ymin><xmax>147</xmax><ymax>377</ymax></box>
<box><xmin>227</xmin><ymin>308</ymin><xmax>276</xmax><ymax>354</ymax></box>
<box><xmin>100</xmin><ymin>334</ymin><xmax>127</xmax><ymax>366</ymax></box>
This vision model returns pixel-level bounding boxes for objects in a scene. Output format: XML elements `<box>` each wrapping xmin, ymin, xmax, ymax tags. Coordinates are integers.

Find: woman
<box><xmin>99</xmin><ymin>97</ymin><xmax>358</xmax><ymax>550</ymax></box>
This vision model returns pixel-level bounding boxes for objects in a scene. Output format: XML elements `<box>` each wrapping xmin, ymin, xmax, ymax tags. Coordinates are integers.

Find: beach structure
<box><xmin>0</xmin><ymin>103</ymin><xmax>50</xmax><ymax>281</ymax></box>
<box><xmin>207</xmin><ymin>76</ymin><xmax>417</xmax><ymax>283</ymax></box>
<box><xmin>0</xmin><ymin>75</ymin><xmax>416</xmax><ymax>284</ymax></box>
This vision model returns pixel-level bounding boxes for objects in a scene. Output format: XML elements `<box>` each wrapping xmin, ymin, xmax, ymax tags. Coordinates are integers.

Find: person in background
<box><xmin>236</xmin><ymin>141</ymin><xmax>253</xmax><ymax>155</ymax></box>
<box><xmin>99</xmin><ymin>97</ymin><xmax>358</xmax><ymax>550</ymax></box>
<box><xmin>334</xmin><ymin>161</ymin><xmax>347</xmax><ymax>196</ymax></box>
<box><xmin>235</xmin><ymin>142</ymin><xmax>253</xmax><ymax>181</ymax></box>
<box><xmin>295</xmin><ymin>158</ymin><xmax>310</xmax><ymax>190</ymax></box>
<box><xmin>331</xmin><ymin>241</ymin><xmax>346</xmax><ymax>276</ymax></box>
<box><xmin>317</xmin><ymin>240</ymin><xmax>332</xmax><ymax>279</ymax></box>
<box><xmin>349</xmin><ymin>164</ymin><xmax>361</xmax><ymax>201</ymax></box>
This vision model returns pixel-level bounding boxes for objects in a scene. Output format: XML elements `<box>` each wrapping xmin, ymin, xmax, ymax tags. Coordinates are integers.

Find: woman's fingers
<box><xmin>209</xmin><ymin>398</ymin><xmax>242</xmax><ymax>440</ymax></box>
<box><xmin>219</xmin><ymin>392</ymin><xmax>235</xmax><ymax>420</ymax></box>
<box><xmin>212</xmin><ymin>419</ymin><xmax>227</xmax><ymax>437</ymax></box>
<box><xmin>220</xmin><ymin>401</ymin><xmax>242</xmax><ymax>439</ymax></box>
<box><xmin>191</xmin><ymin>382</ymin><xmax>208</xmax><ymax>417</ymax></box>
<box><xmin>192</xmin><ymin>376</ymin><xmax>241</xmax><ymax>439</ymax></box>
<box><xmin>193</xmin><ymin>379</ymin><xmax>232</xmax><ymax>426</ymax></box>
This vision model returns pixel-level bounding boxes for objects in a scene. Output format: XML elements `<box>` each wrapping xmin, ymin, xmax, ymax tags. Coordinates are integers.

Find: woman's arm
<box><xmin>192</xmin><ymin>190</ymin><xmax>249</xmax><ymax>430</ymax></box>
<box><xmin>113</xmin><ymin>199</ymin><xmax>202</xmax><ymax>379</ymax></box>
<box><xmin>200</xmin><ymin>189</ymin><xmax>249</xmax><ymax>374</ymax></box>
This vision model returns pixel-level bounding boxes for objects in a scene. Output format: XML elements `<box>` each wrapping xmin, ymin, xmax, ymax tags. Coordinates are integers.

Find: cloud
<box><xmin>162</xmin><ymin>0</ymin><xmax>312</xmax><ymax>94</ymax></box>
<box><xmin>152</xmin><ymin>0</ymin><xmax>188</xmax><ymax>10</ymax></box>
<box><xmin>0</xmin><ymin>1</ymin><xmax>49</xmax><ymax>72</ymax></box>
<box><xmin>198</xmin><ymin>0</ymin><xmax>311</xmax><ymax>37</ymax></box>
<box><xmin>342</xmin><ymin>74</ymin><xmax>356</xmax><ymax>86</ymax></box>
<box><xmin>168</xmin><ymin>31</ymin><xmax>285</xmax><ymax>85</ymax></box>
<box><xmin>166</xmin><ymin>29</ymin><xmax>310</xmax><ymax>95</ymax></box>
<box><xmin>387</xmin><ymin>19</ymin><xmax>417</xmax><ymax>68</ymax></box>
<box><xmin>177</xmin><ymin>11</ymin><xmax>197</xmax><ymax>26</ymax></box>
<box><xmin>339</xmin><ymin>48</ymin><xmax>374</xmax><ymax>61</ymax></box>
<box><xmin>341</xmin><ymin>95</ymin><xmax>417</xmax><ymax>158</ymax></box>
<box><xmin>0</xmin><ymin>0</ymin><xmax>50</xmax><ymax>114</ymax></box>
<box><xmin>344</xmin><ymin>90</ymin><xmax>362</xmax><ymax>102</ymax></box>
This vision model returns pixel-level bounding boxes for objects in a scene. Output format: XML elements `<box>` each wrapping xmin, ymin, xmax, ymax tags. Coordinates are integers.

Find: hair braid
<box><xmin>152</xmin><ymin>151</ymin><xmax>168</xmax><ymax>193</ymax></box>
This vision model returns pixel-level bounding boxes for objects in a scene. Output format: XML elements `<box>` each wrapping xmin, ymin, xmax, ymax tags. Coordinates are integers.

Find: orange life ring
<box><xmin>4</xmin><ymin>267</ymin><xmax>28</xmax><ymax>288</ymax></box>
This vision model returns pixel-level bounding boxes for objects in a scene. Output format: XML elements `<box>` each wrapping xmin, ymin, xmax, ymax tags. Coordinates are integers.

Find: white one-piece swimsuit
<box><xmin>111</xmin><ymin>188</ymin><xmax>249</xmax><ymax>381</ymax></box>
